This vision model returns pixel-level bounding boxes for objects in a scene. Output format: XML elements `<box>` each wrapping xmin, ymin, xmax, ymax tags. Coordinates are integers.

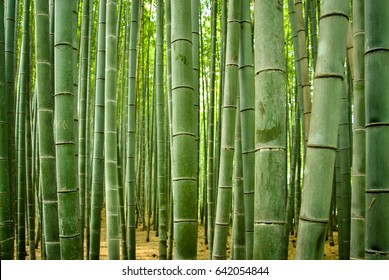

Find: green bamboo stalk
<box><xmin>254</xmin><ymin>0</ymin><xmax>287</xmax><ymax>260</ymax></box>
<box><xmin>199</xmin><ymin>9</ymin><xmax>207</xmax><ymax>229</ymax></box>
<box><xmin>239</xmin><ymin>0</ymin><xmax>254</xmax><ymax>260</ymax></box>
<box><xmin>139</xmin><ymin>101</ymin><xmax>145</xmax><ymax>229</ymax></box>
<box><xmin>78</xmin><ymin>0</ymin><xmax>90</xmax><ymax>258</ymax></box>
<box><xmin>192</xmin><ymin>0</ymin><xmax>200</xmax><ymax>199</ymax></box>
<box><xmin>55</xmin><ymin>0</ymin><xmax>81</xmax><ymax>260</ymax></box>
<box><xmin>327</xmin><ymin>178</ymin><xmax>336</xmax><ymax>247</ymax></box>
<box><xmin>136</xmin><ymin>77</ymin><xmax>143</xmax><ymax>230</ymax></box>
<box><xmin>6</xmin><ymin>0</ymin><xmax>17</xmax><ymax>256</ymax></box>
<box><xmin>294</xmin><ymin>129</ymin><xmax>302</xmax><ymax>233</ymax></box>
<box><xmin>364</xmin><ymin>0</ymin><xmax>389</xmax><ymax>260</ymax></box>
<box><xmin>147</xmin><ymin>100</ymin><xmax>154</xmax><ymax>241</ymax></box>
<box><xmin>335</xmin><ymin>137</ymin><xmax>344</xmax><ymax>259</ymax></box>
<box><xmin>287</xmin><ymin>106</ymin><xmax>300</xmax><ymax>238</ymax></box>
<box><xmin>26</xmin><ymin>91</ymin><xmax>35</xmax><ymax>260</ymax></box>
<box><xmin>119</xmin><ymin>1</ymin><xmax>129</xmax><ymax>212</ymax></box>
<box><xmin>146</xmin><ymin>8</ymin><xmax>155</xmax><ymax>243</ymax></box>
<box><xmin>214</xmin><ymin>0</ymin><xmax>227</xmax><ymax>192</ymax></box>
<box><xmin>72</xmin><ymin>0</ymin><xmax>79</xmax><ymax>177</ymax></box>
<box><xmin>16</xmin><ymin>0</ymin><xmax>31</xmax><ymax>260</ymax></box>
<box><xmin>156</xmin><ymin>0</ymin><xmax>167</xmax><ymax>260</ymax></box>
<box><xmin>200</xmin><ymin>24</ymin><xmax>208</xmax><ymax>236</ymax></box>
<box><xmin>212</xmin><ymin>0</ymin><xmax>240</xmax><ymax>260</ymax></box>
<box><xmin>165</xmin><ymin>0</ymin><xmax>172</xmax><ymax>147</ymax></box>
<box><xmin>296</xmin><ymin>0</ymin><xmax>349</xmax><ymax>260</ymax></box>
<box><xmin>84</xmin><ymin>0</ymin><xmax>95</xmax><ymax>258</ymax></box>
<box><xmin>0</xmin><ymin>0</ymin><xmax>13</xmax><ymax>260</ymax></box>
<box><xmin>136</xmin><ymin>35</ymin><xmax>147</xmax><ymax>232</ymax></box>
<box><xmin>350</xmin><ymin>0</ymin><xmax>365</xmax><ymax>260</ymax></box>
<box><xmin>49</xmin><ymin>0</ymin><xmax>54</xmax><ymax>101</ymax></box>
<box><xmin>294</xmin><ymin>0</ymin><xmax>312</xmax><ymax>150</ymax></box>
<box><xmin>171</xmin><ymin>0</ymin><xmax>198</xmax><ymax>260</ymax></box>
<box><xmin>339</xmin><ymin>79</ymin><xmax>352</xmax><ymax>259</ymax></box>
<box><xmin>15</xmin><ymin>79</ymin><xmax>20</xmax><ymax>173</ymax></box>
<box><xmin>309</xmin><ymin>0</ymin><xmax>318</xmax><ymax>68</ymax></box>
<box><xmin>105</xmin><ymin>0</ymin><xmax>120</xmax><ymax>260</ymax></box>
<box><xmin>287</xmin><ymin>0</ymin><xmax>306</xmax><ymax>158</ymax></box>
<box><xmin>126</xmin><ymin>0</ymin><xmax>140</xmax><ymax>261</ymax></box>
<box><xmin>134</xmin><ymin>8</ymin><xmax>146</xmax><ymax>224</ymax></box>
<box><xmin>34</xmin><ymin>123</ymin><xmax>43</xmax><ymax>259</ymax></box>
<box><xmin>206</xmin><ymin>0</ymin><xmax>217</xmax><ymax>260</ymax></box>
<box><xmin>89</xmin><ymin>0</ymin><xmax>106</xmax><ymax>260</ymax></box>
<box><xmin>232</xmin><ymin>100</ymin><xmax>245</xmax><ymax>260</ymax></box>
<box><xmin>25</xmin><ymin>49</ymin><xmax>34</xmax><ymax>261</ymax></box>
<box><xmin>165</xmin><ymin>0</ymin><xmax>174</xmax><ymax>260</ymax></box>
<box><xmin>152</xmin><ymin>98</ymin><xmax>158</xmax><ymax>234</ymax></box>
<box><xmin>117</xmin><ymin>143</ymin><xmax>127</xmax><ymax>260</ymax></box>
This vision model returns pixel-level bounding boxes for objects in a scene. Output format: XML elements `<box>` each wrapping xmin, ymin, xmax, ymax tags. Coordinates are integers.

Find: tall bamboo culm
<box><xmin>36</xmin><ymin>0</ymin><xmax>61</xmax><ymax>260</ymax></box>
<box><xmin>239</xmin><ymin>0</ymin><xmax>255</xmax><ymax>260</ymax></box>
<box><xmin>5</xmin><ymin>0</ymin><xmax>17</xmax><ymax>259</ymax></box>
<box><xmin>171</xmin><ymin>0</ymin><xmax>198</xmax><ymax>260</ymax></box>
<box><xmin>232</xmin><ymin>100</ymin><xmax>245</xmax><ymax>260</ymax></box>
<box><xmin>350</xmin><ymin>0</ymin><xmax>365</xmax><ymax>260</ymax></box>
<box><xmin>105</xmin><ymin>0</ymin><xmax>120</xmax><ymax>260</ymax></box>
<box><xmin>364</xmin><ymin>0</ymin><xmax>389</xmax><ymax>260</ymax></box>
<box><xmin>0</xmin><ymin>0</ymin><xmax>13</xmax><ymax>260</ymax></box>
<box><xmin>156</xmin><ymin>0</ymin><xmax>167</xmax><ymax>260</ymax></box>
<box><xmin>78</xmin><ymin>0</ymin><xmax>91</xmax><ymax>259</ymax></box>
<box><xmin>206</xmin><ymin>0</ymin><xmax>217</xmax><ymax>260</ymax></box>
<box><xmin>212</xmin><ymin>0</ymin><xmax>240</xmax><ymax>260</ymax></box>
<box><xmin>55</xmin><ymin>0</ymin><xmax>80</xmax><ymax>260</ymax></box>
<box><xmin>89</xmin><ymin>0</ymin><xmax>106</xmax><ymax>260</ymax></box>
<box><xmin>253</xmin><ymin>0</ymin><xmax>287</xmax><ymax>260</ymax></box>
<box><xmin>296</xmin><ymin>1</ymin><xmax>349</xmax><ymax>259</ymax></box>
<box><xmin>126</xmin><ymin>0</ymin><xmax>140</xmax><ymax>261</ymax></box>
<box><xmin>16</xmin><ymin>0</ymin><xmax>31</xmax><ymax>260</ymax></box>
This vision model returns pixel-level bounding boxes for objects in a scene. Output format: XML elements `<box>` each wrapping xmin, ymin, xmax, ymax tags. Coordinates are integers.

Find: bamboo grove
<box><xmin>0</xmin><ymin>0</ymin><xmax>388</xmax><ymax>260</ymax></box>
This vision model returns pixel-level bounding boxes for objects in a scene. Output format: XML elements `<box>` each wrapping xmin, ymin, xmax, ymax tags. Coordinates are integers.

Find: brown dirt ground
<box><xmin>98</xmin><ymin>221</ymin><xmax>339</xmax><ymax>260</ymax></box>
<box><xmin>29</xmin><ymin>217</ymin><xmax>338</xmax><ymax>260</ymax></box>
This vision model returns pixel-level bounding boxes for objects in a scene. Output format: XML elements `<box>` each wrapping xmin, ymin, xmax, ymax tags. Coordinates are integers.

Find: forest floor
<box><xmin>29</xmin><ymin>219</ymin><xmax>338</xmax><ymax>260</ymax></box>
<box><xmin>97</xmin><ymin>222</ymin><xmax>339</xmax><ymax>260</ymax></box>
